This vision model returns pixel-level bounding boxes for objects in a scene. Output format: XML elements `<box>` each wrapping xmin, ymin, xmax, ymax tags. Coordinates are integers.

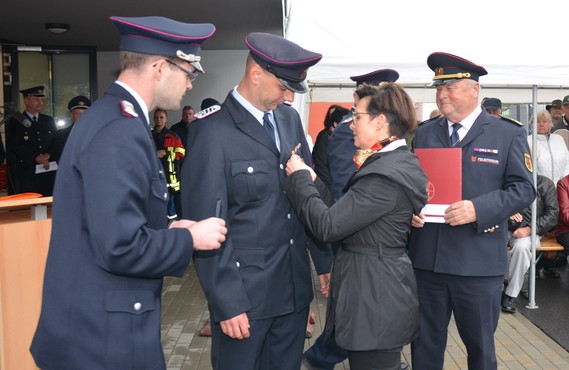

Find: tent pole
<box><xmin>526</xmin><ymin>84</ymin><xmax>539</xmax><ymax>309</ymax></box>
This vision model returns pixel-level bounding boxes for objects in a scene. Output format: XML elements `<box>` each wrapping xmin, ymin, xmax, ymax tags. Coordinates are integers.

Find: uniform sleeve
<box><xmin>471</xmin><ymin>127</ymin><xmax>536</xmax><ymax>232</ymax></box>
<box><xmin>80</xmin><ymin>118</ymin><xmax>193</xmax><ymax>278</ymax></box>
<box><xmin>181</xmin><ymin>122</ymin><xmax>252</xmax><ymax>322</ymax></box>
<box><xmin>327</xmin><ymin>124</ymin><xmax>357</xmax><ymax>200</ymax></box>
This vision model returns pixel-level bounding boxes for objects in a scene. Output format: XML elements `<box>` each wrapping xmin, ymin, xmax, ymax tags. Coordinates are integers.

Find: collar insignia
<box><xmin>120</xmin><ymin>100</ymin><xmax>138</xmax><ymax>118</ymax></box>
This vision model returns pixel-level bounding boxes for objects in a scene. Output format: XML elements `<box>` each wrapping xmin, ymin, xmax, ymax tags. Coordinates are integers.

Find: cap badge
<box><xmin>120</xmin><ymin>100</ymin><xmax>139</xmax><ymax>118</ymax></box>
<box><xmin>435</xmin><ymin>67</ymin><xmax>444</xmax><ymax>76</ymax></box>
<box><xmin>176</xmin><ymin>50</ymin><xmax>201</xmax><ymax>63</ymax></box>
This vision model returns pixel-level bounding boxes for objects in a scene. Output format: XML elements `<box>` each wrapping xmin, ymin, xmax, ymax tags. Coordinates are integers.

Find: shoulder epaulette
<box><xmin>418</xmin><ymin>115</ymin><xmax>441</xmax><ymax>126</ymax></box>
<box><xmin>120</xmin><ymin>100</ymin><xmax>138</xmax><ymax>118</ymax></box>
<box><xmin>194</xmin><ymin>105</ymin><xmax>221</xmax><ymax>120</ymax></box>
<box><xmin>339</xmin><ymin>114</ymin><xmax>353</xmax><ymax>125</ymax></box>
<box><xmin>500</xmin><ymin>115</ymin><xmax>524</xmax><ymax>127</ymax></box>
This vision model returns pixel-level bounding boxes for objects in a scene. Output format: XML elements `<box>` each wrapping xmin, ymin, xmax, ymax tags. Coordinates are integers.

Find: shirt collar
<box><xmin>115</xmin><ymin>80</ymin><xmax>150</xmax><ymax>125</ymax></box>
<box><xmin>232</xmin><ymin>86</ymin><xmax>268</xmax><ymax>124</ymax></box>
<box><xmin>379</xmin><ymin>138</ymin><xmax>407</xmax><ymax>153</ymax></box>
<box><xmin>447</xmin><ymin>106</ymin><xmax>482</xmax><ymax>132</ymax></box>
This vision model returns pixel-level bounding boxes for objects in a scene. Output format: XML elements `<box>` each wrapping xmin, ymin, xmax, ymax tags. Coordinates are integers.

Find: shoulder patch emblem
<box><xmin>120</xmin><ymin>100</ymin><xmax>138</xmax><ymax>118</ymax></box>
<box><xmin>194</xmin><ymin>105</ymin><xmax>221</xmax><ymax>120</ymax></box>
<box><xmin>524</xmin><ymin>153</ymin><xmax>533</xmax><ymax>173</ymax></box>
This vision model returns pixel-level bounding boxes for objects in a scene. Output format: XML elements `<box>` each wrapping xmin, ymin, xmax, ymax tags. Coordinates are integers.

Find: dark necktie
<box><xmin>263</xmin><ymin>112</ymin><xmax>276</xmax><ymax>144</ymax></box>
<box><xmin>450</xmin><ymin>123</ymin><xmax>462</xmax><ymax>147</ymax></box>
<box><xmin>32</xmin><ymin>116</ymin><xmax>38</xmax><ymax>123</ymax></box>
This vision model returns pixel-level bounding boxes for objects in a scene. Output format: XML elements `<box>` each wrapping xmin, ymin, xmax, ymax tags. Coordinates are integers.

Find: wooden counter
<box><xmin>0</xmin><ymin>197</ymin><xmax>52</xmax><ymax>370</ymax></box>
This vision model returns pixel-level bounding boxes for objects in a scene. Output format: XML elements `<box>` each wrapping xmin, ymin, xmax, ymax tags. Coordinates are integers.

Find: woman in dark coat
<box><xmin>312</xmin><ymin>104</ymin><xmax>350</xmax><ymax>190</ymax></box>
<box><xmin>284</xmin><ymin>83</ymin><xmax>427</xmax><ymax>370</ymax></box>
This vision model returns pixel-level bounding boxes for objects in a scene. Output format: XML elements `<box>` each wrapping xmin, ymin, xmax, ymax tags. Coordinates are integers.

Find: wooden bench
<box><xmin>536</xmin><ymin>232</ymin><xmax>564</xmax><ymax>263</ymax></box>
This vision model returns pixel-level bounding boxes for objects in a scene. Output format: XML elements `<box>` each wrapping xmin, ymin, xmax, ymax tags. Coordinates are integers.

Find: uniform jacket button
<box><xmin>247</xmin><ymin>166</ymin><xmax>254</xmax><ymax>173</ymax></box>
<box><xmin>134</xmin><ymin>302</ymin><xmax>142</xmax><ymax>311</ymax></box>
<box><xmin>236</xmin><ymin>261</ymin><xmax>240</xmax><ymax>267</ymax></box>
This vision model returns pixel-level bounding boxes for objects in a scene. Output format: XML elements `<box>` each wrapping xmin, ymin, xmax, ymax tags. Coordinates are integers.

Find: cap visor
<box><xmin>191</xmin><ymin>61</ymin><xmax>204</xmax><ymax>73</ymax></box>
<box><xmin>278</xmin><ymin>78</ymin><xmax>308</xmax><ymax>94</ymax></box>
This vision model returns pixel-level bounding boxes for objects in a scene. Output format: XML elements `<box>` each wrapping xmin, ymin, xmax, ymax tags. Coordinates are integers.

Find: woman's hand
<box><xmin>285</xmin><ymin>155</ymin><xmax>307</xmax><ymax>173</ymax></box>
<box><xmin>286</xmin><ymin>155</ymin><xmax>317</xmax><ymax>180</ymax></box>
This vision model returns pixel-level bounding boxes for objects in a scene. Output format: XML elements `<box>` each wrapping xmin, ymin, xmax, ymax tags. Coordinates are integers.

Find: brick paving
<box><xmin>161</xmin><ymin>264</ymin><xmax>569</xmax><ymax>370</ymax></box>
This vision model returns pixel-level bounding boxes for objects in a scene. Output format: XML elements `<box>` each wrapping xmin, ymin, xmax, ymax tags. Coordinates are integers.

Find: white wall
<box><xmin>95</xmin><ymin>49</ymin><xmax>249</xmax><ymax>126</ymax></box>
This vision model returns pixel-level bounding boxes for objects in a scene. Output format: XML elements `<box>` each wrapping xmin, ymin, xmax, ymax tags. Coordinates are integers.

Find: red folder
<box><xmin>415</xmin><ymin>148</ymin><xmax>462</xmax><ymax>222</ymax></box>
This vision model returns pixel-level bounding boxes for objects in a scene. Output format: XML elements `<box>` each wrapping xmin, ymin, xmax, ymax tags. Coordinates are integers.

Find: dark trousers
<box><xmin>411</xmin><ymin>270</ymin><xmax>502</xmax><ymax>370</ymax></box>
<box><xmin>210</xmin><ymin>306</ymin><xmax>308</xmax><ymax>370</ymax></box>
<box><xmin>304</xmin><ymin>331</ymin><xmax>348</xmax><ymax>369</ymax></box>
<box><xmin>348</xmin><ymin>347</ymin><xmax>402</xmax><ymax>370</ymax></box>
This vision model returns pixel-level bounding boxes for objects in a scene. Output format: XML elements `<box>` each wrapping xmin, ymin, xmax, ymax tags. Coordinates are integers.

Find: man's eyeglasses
<box><xmin>166</xmin><ymin>60</ymin><xmax>198</xmax><ymax>82</ymax></box>
<box><xmin>352</xmin><ymin>112</ymin><xmax>377</xmax><ymax>123</ymax></box>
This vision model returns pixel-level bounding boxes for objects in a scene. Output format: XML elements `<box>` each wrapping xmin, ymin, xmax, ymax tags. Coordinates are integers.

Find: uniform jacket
<box><xmin>181</xmin><ymin>91</ymin><xmax>330</xmax><ymax>323</ymax></box>
<box><xmin>508</xmin><ymin>175</ymin><xmax>557</xmax><ymax>236</ymax></box>
<box><xmin>5</xmin><ymin>112</ymin><xmax>57</xmax><ymax>195</ymax></box>
<box><xmin>31</xmin><ymin>83</ymin><xmax>194</xmax><ymax>370</ymax></box>
<box><xmin>408</xmin><ymin>110</ymin><xmax>536</xmax><ymax>276</ymax></box>
<box><xmin>283</xmin><ymin>147</ymin><xmax>427</xmax><ymax>351</ymax></box>
<box><xmin>528</xmin><ymin>133</ymin><xmax>569</xmax><ymax>184</ymax></box>
<box><xmin>327</xmin><ymin>112</ymin><xmax>357</xmax><ymax>200</ymax></box>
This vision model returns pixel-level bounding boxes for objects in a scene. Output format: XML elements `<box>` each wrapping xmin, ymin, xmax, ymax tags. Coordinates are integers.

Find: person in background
<box><xmin>482</xmin><ymin>97</ymin><xmax>502</xmax><ymax>116</ymax></box>
<box><xmin>181</xmin><ymin>32</ymin><xmax>327</xmax><ymax>370</ymax></box>
<box><xmin>328</xmin><ymin>69</ymin><xmax>399</xmax><ymax>201</ymax></box>
<box><xmin>30</xmin><ymin>16</ymin><xmax>226</xmax><ymax>369</ymax></box>
<box><xmin>5</xmin><ymin>86</ymin><xmax>57</xmax><ymax>196</ymax></box>
<box><xmin>53</xmin><ymin>95</ymin><xmax>92</xmax><ymax>163</ymax></box>
<box><xmin>170</xmin><ymin>105</ymin><xmax>195</xmax><ymax>151</ymax></box>
<box><xmin>502</xmin><ymin>174</ymin><xmax>557</xmax><ymax>313</ymax></box>
<box><xmin>527</xmin><ymin>109</ymin><xmax>569</xmax><ymax>185</ymax></box>
<box><xmin>285</xmin><ymin>83</ymin><xmax>427</xmax><ymax>370</ymax></box>
<box><xmin>429</xmin><ymin>109</ymin><xmax>441</xmax><ymax>119</ymax></box>
<box><xmin>312</xmin><ymin>104</ymin><xmax>349</xmax><ymax>190</ymax></box>
<box><xmin>200</xmin><ymin>97</ymin><xmax>220</xmax><ymax>111</ymax></box>
<box><xmin>548</xmin><ymin>99</ymin><xmax>564</xmax><ymax>128</ymax></box>
<box><xmin>152</xmin><ymin>108</ymin><xmax>185</xmax><ymax>220</ymax></box>
<box><xmin>409</xmin><ymin>52</ymin><xmax>535</xmax><ymax>370</ymax></box>
<box><xmin>555</xmin><ymin>173</ymin><xmax>569</xmax><ymax>268</ymax></box>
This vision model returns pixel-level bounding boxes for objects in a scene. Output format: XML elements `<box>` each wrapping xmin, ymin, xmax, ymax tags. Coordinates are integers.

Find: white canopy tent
<box><xmin>283</xmin><ymin>0</ymin><xmax>569</xmax><ymax>308</ymax></box>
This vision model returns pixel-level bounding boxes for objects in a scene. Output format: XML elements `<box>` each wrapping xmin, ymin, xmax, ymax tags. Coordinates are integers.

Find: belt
<box><xmin>342</xmin><ymin>244</ymin><xmax>405</xmax><ymax>258</ymax></box>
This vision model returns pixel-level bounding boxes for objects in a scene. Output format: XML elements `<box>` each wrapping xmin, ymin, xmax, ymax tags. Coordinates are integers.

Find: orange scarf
<box><xmin>353</xmin><ymin>136</ymin><xmax>398</xmax><ymax>169</ymax></box>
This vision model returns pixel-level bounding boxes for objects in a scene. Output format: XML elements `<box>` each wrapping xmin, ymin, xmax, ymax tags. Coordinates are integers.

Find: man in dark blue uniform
<box><xmin>408</xmin><ymin>52</ymin><xmax>536</xmax><ymax>370</ymax></box>
<box><xmin>30</xmin><ymin>16</ymin><xmax>227</xmax><ymax>370</ymax></box>
<box><xmin>5</xmin><ymin>86</ymin><xmax>57</xmax><ymax>196</ymax></box>
<box><xmin>303</xmin><ymin>69</ymin><xmax>404</xmax><ymax>370</ymax></box>
<box><xmin>52</xmin><ymin>95</ymin><xmax>92</xmax><ymax>163</ymax></box>
<box><xmin>327</xmin><ymin>69</ymin><xmax>399</xmax><ymax>200</ymax></box>
<box><xmin>181</xmin><ymin>33</ymin><xmax>328</xmax><ymax>370</ymax></box>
